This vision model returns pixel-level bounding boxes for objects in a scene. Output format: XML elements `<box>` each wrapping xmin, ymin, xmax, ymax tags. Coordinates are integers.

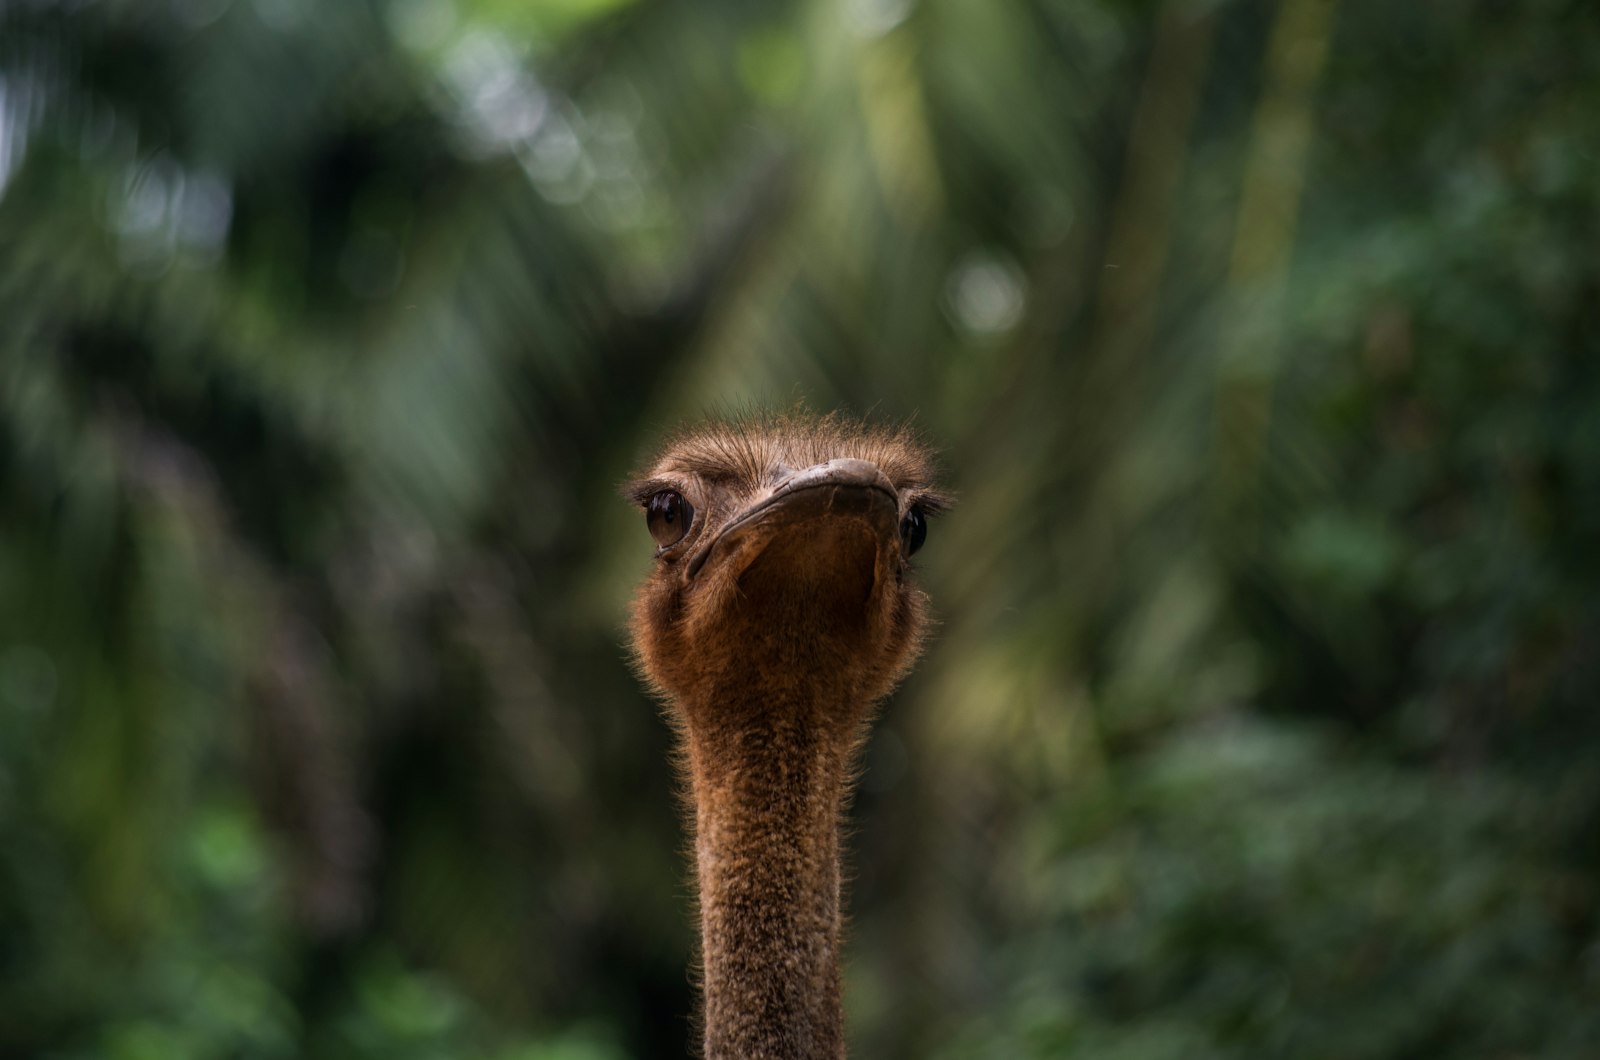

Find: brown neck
<box><xmin>683</xmin><ymin>680</ymin><xmax>862</xmax><ymax>1060</ymax></box>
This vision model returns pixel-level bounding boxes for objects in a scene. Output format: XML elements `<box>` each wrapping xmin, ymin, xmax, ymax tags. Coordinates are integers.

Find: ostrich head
<box><xmin>624</xmin><ymin>411</ymin><xmax>949</xmax><ymax>734</ymax></box>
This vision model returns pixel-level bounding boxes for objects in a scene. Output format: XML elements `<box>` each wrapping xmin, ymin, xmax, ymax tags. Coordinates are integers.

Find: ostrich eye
<box><xmin>900</xmin><ymin>506</ymin><xmax>928</xmax><ymax>556</ymax></box>
<box><xmin>646</xmin><ymin>490</ymin><xmax>693</xmax><ymax>548</ymax></box>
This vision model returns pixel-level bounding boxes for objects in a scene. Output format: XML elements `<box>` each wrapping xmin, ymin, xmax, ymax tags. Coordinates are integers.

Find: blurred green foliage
<box><xmin>2</xmin><ymin>0</ymin><xmax>1597</xmax><ymax>1057</ymax></box>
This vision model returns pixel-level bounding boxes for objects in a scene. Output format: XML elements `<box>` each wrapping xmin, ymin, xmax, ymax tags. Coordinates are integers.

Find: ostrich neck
<box><xmin>685</xmin><ymin>678</ymin><xmax>861</xmax><ymax>1060</ymax></box>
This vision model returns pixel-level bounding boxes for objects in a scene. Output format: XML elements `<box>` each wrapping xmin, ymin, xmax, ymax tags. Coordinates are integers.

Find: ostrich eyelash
<box><xmin>621</xmin><ymin>478</ymin><xmax>683</xmax><ymax>507</ymax></box>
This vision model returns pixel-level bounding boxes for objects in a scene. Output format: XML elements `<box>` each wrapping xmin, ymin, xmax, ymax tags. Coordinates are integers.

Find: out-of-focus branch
<box><xmin>1212</xmin><ymin>0</ymin><xmax>1341</xmax><ymax>522</ymax></box>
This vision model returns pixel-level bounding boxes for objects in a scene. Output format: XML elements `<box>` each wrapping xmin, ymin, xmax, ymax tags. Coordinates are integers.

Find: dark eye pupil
<box><xmin>646</xmin><ymin>491</ymin><xmax>693</xmax><ymax>548</ymax></box>
<box><xmin>901</xmin><ymin>507</ymin><xmax>927</xmax><ymax>555</ymax></box>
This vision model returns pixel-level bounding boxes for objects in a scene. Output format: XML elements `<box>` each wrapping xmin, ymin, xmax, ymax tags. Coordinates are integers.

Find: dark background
<box><xmin>2</xmin><ymin>0</ymin><xmax>1598</xmax><ymax>1056</ymax></box>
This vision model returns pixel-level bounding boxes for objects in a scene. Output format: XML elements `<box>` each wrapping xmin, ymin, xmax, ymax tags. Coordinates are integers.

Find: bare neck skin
<box><xmin>623</xmin><ymin>413</ymin><xmax>948</xmax><ymax>1060</ymax></box>
<box><xmin>686</xmin><ymin>677</ymin><xmax>859</xmax><ymax>1060</ymax></box>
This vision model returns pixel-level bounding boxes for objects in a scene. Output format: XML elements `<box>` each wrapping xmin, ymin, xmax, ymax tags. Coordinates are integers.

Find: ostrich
<box><xmin>624</xmin><ymin>410</ymin><xmax>948</xmax><ymax>1060</ymax></box>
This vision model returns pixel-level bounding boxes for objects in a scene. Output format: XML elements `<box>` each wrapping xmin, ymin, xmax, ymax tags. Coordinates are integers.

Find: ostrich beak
<box><xmin>686</xmin><ymin>459</ymin><xmax>901</xmax><ymax>599</ymax></box>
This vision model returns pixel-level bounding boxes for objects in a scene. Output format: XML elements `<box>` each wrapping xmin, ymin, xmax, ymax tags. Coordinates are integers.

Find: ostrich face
<box><xmin>624</xmin><ymin>413</ymin><xmax>948</xmax><ymax>729</ymax></box>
